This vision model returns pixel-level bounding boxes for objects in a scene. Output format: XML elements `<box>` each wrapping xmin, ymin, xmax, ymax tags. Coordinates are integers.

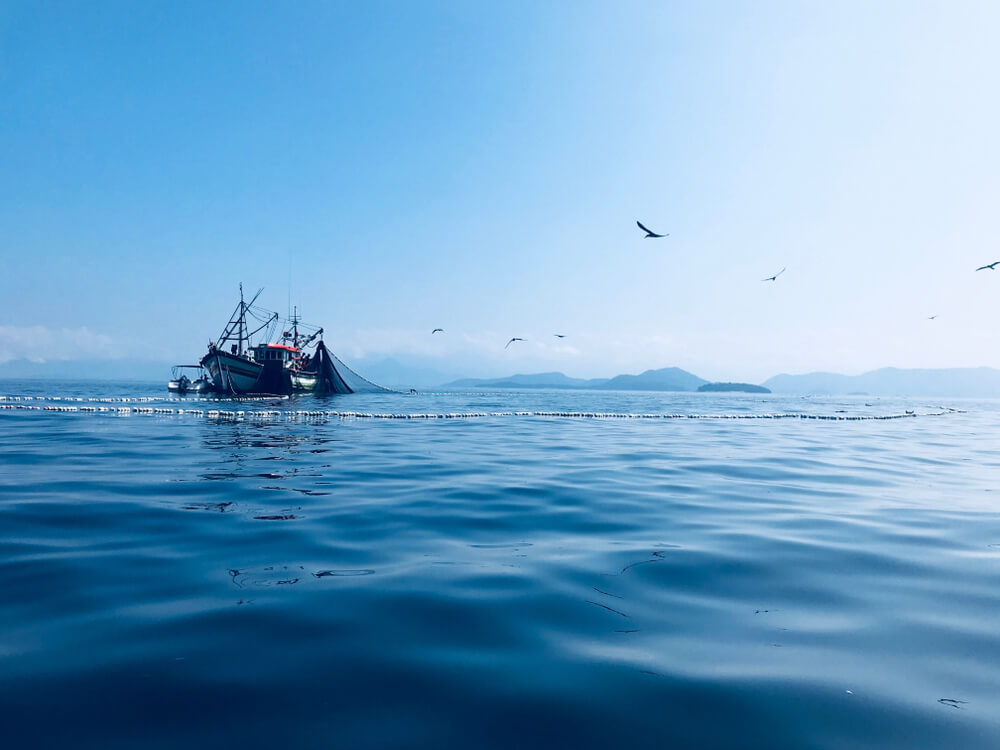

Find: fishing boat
<box><xmin>194</xmin><ymin>286</ymin><xmax>385</xmax><ymax>396</ymax></box>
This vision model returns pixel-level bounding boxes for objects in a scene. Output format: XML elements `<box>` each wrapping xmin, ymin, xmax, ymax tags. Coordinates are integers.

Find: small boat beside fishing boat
<box><xmin>167</xmin><ymin>365</ymin><xmax>214</xmax><ymax>394</ymax></box>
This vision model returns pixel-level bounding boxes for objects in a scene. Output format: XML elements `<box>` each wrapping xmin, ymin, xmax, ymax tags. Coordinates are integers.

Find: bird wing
<box><xmin>776</xmin><ymin>267</ymin><xmax>786</xmax><ymax>277</ymax></box>
<box><xmin>505</xmin><ymin>338</ymin><xmax>514</xmax><ymax>349</ymax></box>
<box><xmin>637</xmin><ymin>220</ymin><xmax>665</xmax><ymax>237</ymax></box>
<box><xmin>976</xmin><ymin>265</ymin><xmax>988</xmax><ymax>271</ymax></box>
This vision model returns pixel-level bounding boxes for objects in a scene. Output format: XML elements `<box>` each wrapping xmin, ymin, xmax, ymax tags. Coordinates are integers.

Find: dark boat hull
<box><xmin>201</xmin><ymin>351</ymin><xmax>264</xmax><ymax>393</ymax></box>
<box><xmin>200</xmin><ymin>343</ymin><xmax>354</xmax><ymax>396</ymax></box>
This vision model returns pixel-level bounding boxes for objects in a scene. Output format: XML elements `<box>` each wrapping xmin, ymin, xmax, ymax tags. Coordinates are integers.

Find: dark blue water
<box><xmin>2</xmin><ymin>381</ymin><xmax>999</xmax><ymax>749</ymax></box>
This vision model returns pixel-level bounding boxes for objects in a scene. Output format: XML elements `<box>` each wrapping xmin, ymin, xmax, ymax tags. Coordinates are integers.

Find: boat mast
<box><xmin>216</xmin><ymin>285</ymin><xmax>267</xmax><ymax>355</ymax></box>
<box><xmin>239</xmin><ymin>283</ymin><xmax>246</xmax><ymax>356</ymax></box>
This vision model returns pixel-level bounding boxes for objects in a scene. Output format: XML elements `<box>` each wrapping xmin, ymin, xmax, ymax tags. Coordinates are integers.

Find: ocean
<box><xmin>1</xmin><ymin>381</ymin><xmax>998</xmax><ymax>749</ymax></box>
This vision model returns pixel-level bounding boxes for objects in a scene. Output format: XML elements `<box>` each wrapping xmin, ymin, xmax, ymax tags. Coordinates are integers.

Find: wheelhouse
<box><xmin>251</xmin><ymin>343</ymin><xmax>301</xmax><ymax>364</ymax></box>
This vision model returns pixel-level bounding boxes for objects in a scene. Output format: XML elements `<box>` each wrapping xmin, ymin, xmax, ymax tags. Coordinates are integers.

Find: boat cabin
<box><xmin>251</xmin><ymin>343</ymin><xmax>301</xmax><ymax>364</ymax></box>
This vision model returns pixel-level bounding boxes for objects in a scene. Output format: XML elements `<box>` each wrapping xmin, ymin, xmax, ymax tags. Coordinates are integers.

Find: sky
<box><xmin>2</xmin><ymin>0</ymin><xmax>999</xmax><ymax>382</ymax></box>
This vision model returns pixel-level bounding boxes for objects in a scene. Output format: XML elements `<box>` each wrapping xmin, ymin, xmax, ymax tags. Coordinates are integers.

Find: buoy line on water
<box><xmin>0</xmin><ymin>397</ymin><xmax>964</xmax><ymax>422</ymax></box>
<box><xmin>0</xmin><ymin>395</ymin><xmax>286</xmax><ymax>404</ymax></box>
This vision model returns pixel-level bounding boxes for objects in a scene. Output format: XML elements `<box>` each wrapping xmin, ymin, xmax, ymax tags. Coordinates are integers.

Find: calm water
<box><xmin>2</xmin><ymin>380</ymin><xmax>999</xmax><ymax>749</ymax></box>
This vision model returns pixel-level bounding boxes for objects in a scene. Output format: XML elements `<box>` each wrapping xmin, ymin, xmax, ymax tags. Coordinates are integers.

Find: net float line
<box><xmin>0</xmin><ymin>403</ymin><xmax>962</xmax><ymax>421</ymax></box>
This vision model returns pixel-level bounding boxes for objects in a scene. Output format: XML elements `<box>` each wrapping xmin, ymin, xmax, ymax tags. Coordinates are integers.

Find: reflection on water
<box><xmin>1</xmin><ymin>381</ymin><xmax>999</xmax><ymax>748</ymax></box>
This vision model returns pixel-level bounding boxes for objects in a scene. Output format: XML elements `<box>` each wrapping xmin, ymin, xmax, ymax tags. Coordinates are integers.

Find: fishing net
<box><xmin>311</xmin><ymin>342</ymin><xmax>399</xmax><ymax>394</ymax></box>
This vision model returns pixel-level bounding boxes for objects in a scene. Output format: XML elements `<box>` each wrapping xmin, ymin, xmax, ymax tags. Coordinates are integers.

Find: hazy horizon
<box><xmin>4</xmin><ymin>350</ymin><xmax>1000</xmax><ymax>390</ymax></box>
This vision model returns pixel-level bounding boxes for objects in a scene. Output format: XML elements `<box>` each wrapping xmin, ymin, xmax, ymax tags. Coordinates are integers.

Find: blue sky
<box><xmin>2</xmin><ymin>1</ymin><xmax>999</xmax><ymax>381</ymax></box>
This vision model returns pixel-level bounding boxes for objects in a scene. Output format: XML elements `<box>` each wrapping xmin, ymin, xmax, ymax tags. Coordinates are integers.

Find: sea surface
<box><xmin>1</xmin><ymin>380</ymin><xmax>999</xmax><ymax>749</ymax></box>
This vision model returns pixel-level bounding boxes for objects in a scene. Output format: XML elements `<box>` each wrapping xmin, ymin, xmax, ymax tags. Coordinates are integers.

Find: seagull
<box><xmin>431</xmin><ymin>328</ymin><xmax>444</xmax><ymax>334</ymax></box>
<box><xmin>976</xmin><ymin>261</ymin><xmax>1000</xmax><ymax>271</ymax></box>
<box><xmin>761</xmin><ymin>268</ymin><xmax>786</xmax><ymax>282</ymax></box>
<box><xmin>637</xmin><ymin>220</ymin><xmax>668</xmax><ymax>238</ymax></box>
<box><xmin>553</xmin><ymin>334</ymin><xmax>567</xmax><ymax>338</ymax></box>
<box><xmin>927</xmin><ymin>315</ymin><xmax>938</xmax><ymax>320</ymax></box>
<box><xmin>505</xmin><ymin>337</ymin><xmax>524</xmax><ymax>349</ymax></box>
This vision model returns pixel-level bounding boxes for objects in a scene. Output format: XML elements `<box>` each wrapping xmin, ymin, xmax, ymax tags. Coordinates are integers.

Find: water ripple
<box><xmin>1</xmin><ymin>382</ymin><xmax>999</xmax><ymax>748</ymax></box>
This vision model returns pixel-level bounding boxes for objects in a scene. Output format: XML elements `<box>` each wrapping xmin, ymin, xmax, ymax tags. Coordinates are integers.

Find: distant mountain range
<box><xmin>443</xmin><ymin>366</ymin><xmax>1000</xmax><ymax>396</ymax></box>
<box><xmin>763</xmin><ymin>367</ymin><xmax>1000</xmax><ymax>397</ymax></box>
<box><xmin>3</xmin><ymin>358</ymin><xmax>1000</xmax><ymax>397</ymax></box>
<box><xmin>443</xmin><ymin>367</ymin><xmax>707</xmax><ymax>392</ymax></box>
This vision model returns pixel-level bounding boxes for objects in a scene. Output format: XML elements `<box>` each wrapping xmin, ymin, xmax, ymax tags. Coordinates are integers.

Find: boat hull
<box><xmin>201</xmin><ymin>351</ymin><xmax>263</xmax><ymax>393</ymax></box>
<box><xmin>189</xmin><ymin>378</ymin><xmax>214</xmax><ymax>394</ymax></box>
<box><xmin>290</xmin><ymin>370</ymin><xmax>318</xmax><ymax>391</ymax></box>
<box><xmin>197</xmin><ymin>342</ymin><xmax>355</xmax><ymax>396</ymax></box>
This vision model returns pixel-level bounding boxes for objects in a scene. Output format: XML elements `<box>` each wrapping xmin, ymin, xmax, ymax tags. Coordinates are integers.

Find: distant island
<box><xmin>698</xmin><ymin>382</ymin><xmax>770</xmax><ymax>393</ymax></box>
<box><xmin>443</xmin><ymin>367</ymin><xmax>707</xmax><ymax>392</ymax></box>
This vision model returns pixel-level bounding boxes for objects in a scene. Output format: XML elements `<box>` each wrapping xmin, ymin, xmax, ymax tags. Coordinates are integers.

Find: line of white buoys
<box><xmin>0</xmin><ymin>404</ymin><xmax>964</xmax><ymax>422</ymax></box>
<box><xmin>0</xmin><ymin>394</ymin><xmax>289</xmax><ymax>404</ymax></box>
<box><xmin>0</xmin><ymin>396</ymin><xmax>963</xmax><ymax>422</ymax></box>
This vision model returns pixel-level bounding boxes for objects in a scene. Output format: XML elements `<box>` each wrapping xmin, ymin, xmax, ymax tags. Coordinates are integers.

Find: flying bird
<box><xmin>637</xmin><ymin>220</ymin><xmax>668</xmax><ymax>238</ymax></box>
<box><xmin>505</xmin><ymin>337</ymin><xmax>524</xmax><ymax>350</ymax></box>
<box><xmin>927</xmin><ymin>315</ymin><xmax>938</xmax><ymax>320</ymax></box>
<box><xmin>761</xmin><ymin>268</ymin><xmax>786</xmax><ymax>282</ymax></box>
<box><xmin>553</xmin><ymin>334</ymin><xmax>567</xmax><ymax>338</ymax></box>
<box><xmin>431</xmin><ymin>328</ymin><xmax>444</xmax><ymax>334</ymax></box>
<box><xmin>976</xmin><ymin>261</ymin><xmax>1000</xmax><ymax>271</ymax></box>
